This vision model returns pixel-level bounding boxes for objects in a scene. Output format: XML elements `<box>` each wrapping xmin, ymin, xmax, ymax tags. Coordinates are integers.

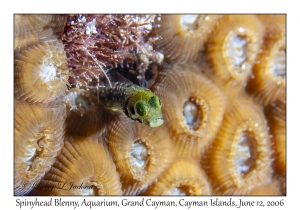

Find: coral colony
<box><xmin>14</xmin><ymin>14</ymin><xmax>286</xmax><ymax>196</ymax></box>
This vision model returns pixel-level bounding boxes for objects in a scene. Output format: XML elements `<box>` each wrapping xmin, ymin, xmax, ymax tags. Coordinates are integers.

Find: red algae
<box><xmin>62</xmin><ymin>14</ymin><xmax>162</xmax><ymax>88</ymax></box>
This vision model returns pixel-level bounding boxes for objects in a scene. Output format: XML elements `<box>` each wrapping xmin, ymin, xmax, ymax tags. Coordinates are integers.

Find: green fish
<box><xmin>97</xmin><ymin>82</ymin><xmax>164</xmax><ymax>127</ymax></box>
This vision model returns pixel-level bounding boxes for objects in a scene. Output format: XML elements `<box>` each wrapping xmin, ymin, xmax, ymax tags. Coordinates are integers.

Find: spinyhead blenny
<box><xmin>97</xmin><ymin>82</ymin><xmax>164</xmax><ymax>127</ymax></box>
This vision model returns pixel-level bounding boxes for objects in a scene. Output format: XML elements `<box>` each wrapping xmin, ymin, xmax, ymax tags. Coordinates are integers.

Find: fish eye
<box><xmin>136</xmin><ymin>102</ymin><xmax>146</xmax><ymax>116</ymax></box>
<box><xmin>149</xmin><ymin>96</ymin><xmax>161</xmax><ymax>108</ymax></box>
<box><xmin>158</xmin><ymin>99</ymin><xmax>162</xmax><ymax>107</ymax></box>
<box><xmin>129</xmin><ymin>106</ymin><xmax>135</xmax><ymax>115</ymax></box>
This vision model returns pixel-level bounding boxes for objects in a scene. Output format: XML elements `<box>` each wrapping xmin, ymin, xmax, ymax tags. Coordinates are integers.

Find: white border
<box><xmin>3</xmin><ymin>0</ymin><xmax>298</xmax><ymax>209</ymax></box>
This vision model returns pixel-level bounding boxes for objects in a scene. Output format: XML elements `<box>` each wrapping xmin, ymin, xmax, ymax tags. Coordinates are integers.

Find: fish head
<box><xmin>126</xmin><ymin>90</ymin><xmax>164</xmax><ymax>127</ymax></box>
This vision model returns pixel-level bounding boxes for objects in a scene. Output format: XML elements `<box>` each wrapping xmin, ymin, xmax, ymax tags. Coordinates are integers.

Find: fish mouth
<box><xmin>149</xmin><ymin>118</ymin><xmax>164</xmax><ymax>127</ymax></box>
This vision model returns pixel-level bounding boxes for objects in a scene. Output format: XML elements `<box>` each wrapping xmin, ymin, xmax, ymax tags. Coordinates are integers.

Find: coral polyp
<box><xmin>14</xmin><ymin>40</ymin><xmax>69</xmax><ymax>103</ymax></box>
<box><xmin>14</xmin><ymin>14</ymin><xmax>67</xmax><ymax>52</ymax></box>
<box><xmin>153</xmin><ymin>15</ymin><xmax>220</xmax><ymax>63</ymax></box>
<box><xmin>14</xmin><ymin>100</ymin><xmax>66</xmax><ymax>195</ymax></box>
<box><xmin>65</xmin><ymin>88</ymin><xmax>107</xmax><ymax>136</ymax></box>
<box><xmin>29</xmin><ymin>134</ymin><xmax>122</xmax><ymax>195</ymax></box>
<box><xmin>206</xmin><ymin>15</ymin><xmax>264</xmax><ymax>96</ymax></box>
<box><xmin>152</xmin><ymin>63</ymin><xmax>225</xmax><ymax>159</ymax></box>
<box><xmin>143</xmin><ymin>158</ymin><xmax>211</xmax><ymax>195</ymax></box>
<box><xmin>106</xmin><ymin>114</ymin><xmax>174</xmax><ymax>194</ymax></box>
<box><xmin>202</xmin><ymin>98</ymin><xmax>273</xmax><ymax>195</ymax></box>
<box><xmin>14</xmin><ymin>14</ymin><xmax>286</xmax><ymax>196</ymax></box>
<box><xmin>246</xmin><ymin>18</ymin><xmax>286</xmax><ymax>105</ymax></box>
<box><xmin>264</xmin><ymin>99</ymin><xmax>286</xmax><ymax>178</ymax></box>
<box><xmin>248</xmin><ymin>179</ymin><xmax>282</xmax><ymax>195</ymax></box>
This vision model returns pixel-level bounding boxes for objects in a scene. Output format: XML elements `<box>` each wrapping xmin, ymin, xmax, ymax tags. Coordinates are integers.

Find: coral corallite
<box><xmin>206</xmin><ymin>15</ymin><xmax>264</xmax><ymax>96</ymax></box>
<box><xmin>14</xmin><ymin>40</ymin><xmax>69</xmax><ymax>103</ymax></box>
<box><xmin>202</xmin><ymin>98</ymin><xmax>273</xmax><ymax>195</ymax></box>
<box><xmin>142</xmin><ymin>158</ymin><xmax>211</xmax><ymax>195</ymax></box>
<box><xmin>14</xmin><ymin>100</ymin><xmax>66</xmax><ymax>195</ymax></box>
<box><xmin>65</xmin><ymin>88</ymin><xmax>108</xmax><ymax>137</ymax></box>
<box><xmin>152</xmin><ymin>63</ymin><xmax>225</xmax><ymax>159</ymax></box>
<box><xmin>14</xmin><ymin>14</ymin><xmax>67</xmax><ymax>52</ymax></box>
<box><xmin>246</xmin><ymin>17</ymin><xmax>286</xmax><ymax>106</ymax></box>
<box><xmin>153</xmin><ymin>15</ymin><xmax>220</xmax><ymax>63</ymax></box>
<box><xmin>14</xmin><ymin>14</ymin><xmax>286</xmax><ymax>196</ymax></box>
<box><xmin>29</xmin><ymin>134</ymin><xmax>122</xmax><ymax>195</ymax></box>
<box><xmin>264</xmin><ymin>99</ymin><xmax>286</xmax><ymax>178</ymax></box>
<box><xmin>106</xmin><ymin>114</ymin><xmax>174</xmax><ymax>195</ymax></box>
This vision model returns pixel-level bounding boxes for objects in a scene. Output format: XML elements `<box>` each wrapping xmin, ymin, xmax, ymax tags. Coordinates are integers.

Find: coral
<box><xmin>205</xmin><ymin>15</ymin><xmax>264</xmax><ymax>96</ymax></box>
<box><xmin>65</xmin><ymin>88</ymin><xmax>108</xmax><ymax>137</ymax></box>
<box><xmin>202</xmin><ymin>98</ymin><xmax>273</xmax><ymax>195</ymax></box>
<box><xmin>14</xmin><ymin>14</ymin><xmax>67</xmax><ymax>52</ymax></box>
<box><xmin>152</xmin><ymin>63</ymin><xmax>225</xmax><ymax>159</ymax></box>
<box><xmin>264</xmin><ymin>99</ymin><xmax>286</xmax><ymax>178</ymax></box>
<box><xmin>257</xmin><ymin>14</ymin><xmax>286</xmax><ymax>29</ymax></box>
<box><xmin>14</xmin><ymin>39</ymin><xmax>69</xmax><ymax>103</ymax></box>
<box><xmin>14</xmin><ymin>14</ymin><xmax>286</xmax><ymax>196</ymax></box>
<box><xmin>106</xmin><ymin>114</ymin><xmax>174</xmax><ymax>194</ymax></box>
<box><xmin>14</xmin><ymin>100</ymin><xmax>66</xmax><ymax>195</ymax></box>
<box><xmin>248</xmin><ymin>179</ymin><xmax>282</xmax><ymax>195</ymax></box>
<box><xmin>246</xmin><ymin>17</ymin><xmax>286</xmax><ymax>105</ymax></box>
<box><xmin>29</xmin><ymin>134</ymin><xmax>122</xmax><ymax>195</ymax></box>
<box><xmin>143</xmin><ymin>158</ymin><xmax>211</xmax><ymax>195</ymax></box>
<box><xmin>153</xmin><ymin>15</ymin><xmax>220</xmax><ymax>63</ymax></box>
